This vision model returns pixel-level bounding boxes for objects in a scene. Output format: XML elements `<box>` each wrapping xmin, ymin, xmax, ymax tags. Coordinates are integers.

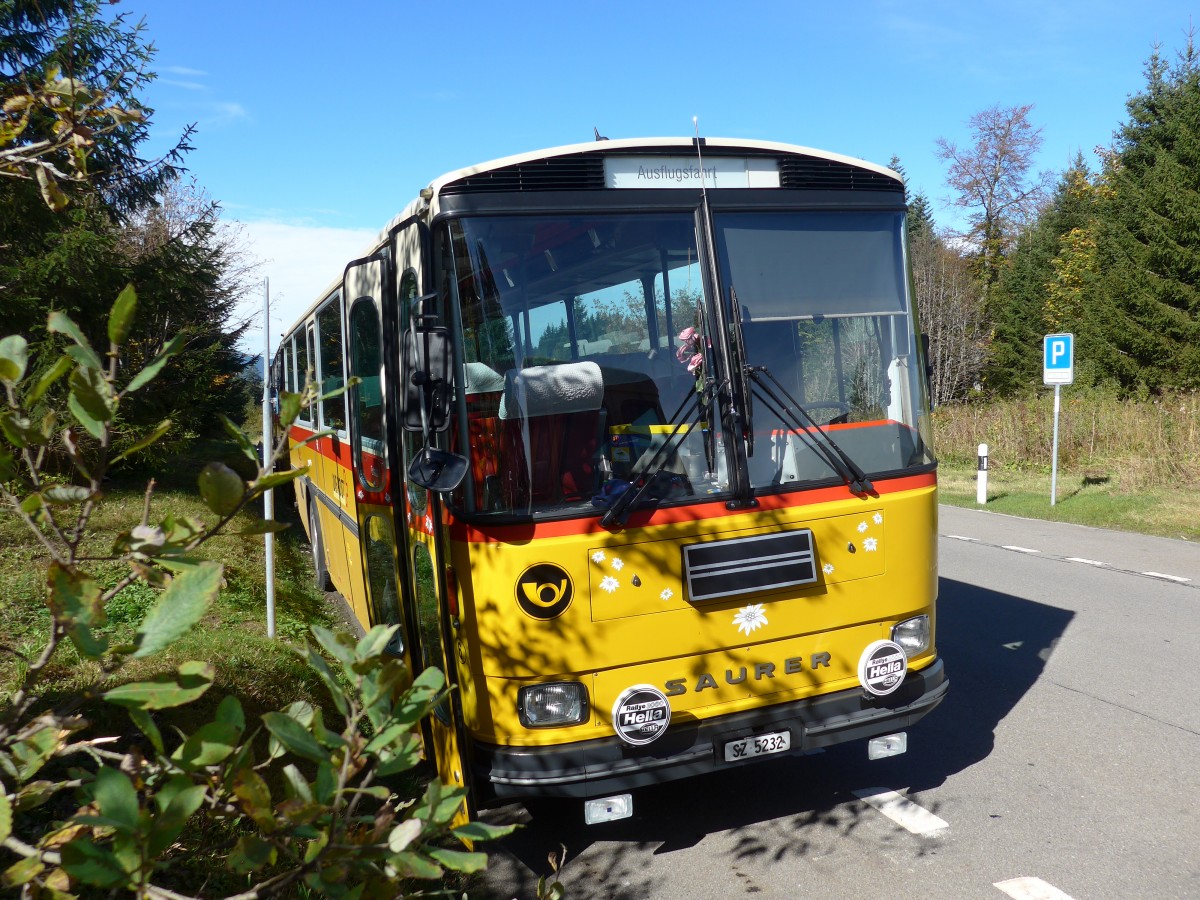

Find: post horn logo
<box><xmin>516</xmin><ymin>563</ymin><xmax>573</xmax><ymax>620</ymax></box>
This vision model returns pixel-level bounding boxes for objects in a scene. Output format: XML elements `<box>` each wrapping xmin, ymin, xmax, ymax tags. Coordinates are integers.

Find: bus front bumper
<box><xmin>473</xmin><ymin>658</ymin><xmax>947</xmax><ymax>802</ymax></box>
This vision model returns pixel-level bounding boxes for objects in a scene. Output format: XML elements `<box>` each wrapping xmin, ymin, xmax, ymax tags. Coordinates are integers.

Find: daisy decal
<box><xmin>873</xmin><ymin>513</ymin><xmax>884</xmax><ymax>525</ymax></box>
<box><xmin>591</xmin><ymin>550</ymin><xmax>606</xmax><ymax>564</ymax></box>
<box><xmin>863</xmin><ymin>537</ymin><xmax>879</xmax><ymax>552</ymax></box>
<box><xmin>733</xmin><ymin>604</ymin><xmax>768</xmax><ymax>636</ymax></box>
<box><xmin>857</xmin><ymin>521</ymin><xmax>869</xmax><ymax>534</ymax></box>
<box><xmin>424</xmin><ymin>514</ymin><xmax>434</xmax><ymax>532</ymax></box>
<box><xmin>611</xmin><ymin>557</ymin><xmax>625</xmax><ymax>572</ymax></box>
<box><xmin>600</xmin><ymin>576</ymin><xmax>620</xmax><ymax>594</ymax></box>
<box><xmin>660</xmin><ymin>588</ymin><xmax>674</xmax><ymax>601</ymax></box>
<box><xmin>823</xmin><ymin>563</ymin><xmax>835</xmax><ymax>575</ymax></box>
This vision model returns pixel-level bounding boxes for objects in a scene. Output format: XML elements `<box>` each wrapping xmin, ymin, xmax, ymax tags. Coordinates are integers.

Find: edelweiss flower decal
<box><xmin>857</xmin><ymin>521</ymin><xmax>869</xmax><ymax>534</ymax></box>
<box><xmin>610</xmin><ymin>557</ymin><xmax>624</xmax><ymax>572</ymax></box>
<box><xmin>591</xmin><ymin>550</ymin><xmax>606</xmax><ymax>564</ymax></box>
<box><xmin>873</xmin><ymin>513</ymin><xmax>883</xmax><ymax>525</ymax></box>
<box><xmin>823</xmin><ymin>563</ymin><xmax>835</xmax><ymax>575</ymax></box>
<box><xmin>600</xmin><ymin>576</ymin><xmax>620</xmax><ymax>593</ymax></box>
<box><xmin>733</xmin><ymin>604</ymin><xmax>768</xmax><ymax>636</ymax></box>
<box><xmin>863</xmin><ymin>537</ymin><xmax>879</xmax><ymax>552</ymax></box>
<box><xmin>660</xmin><ymin>588</ymin><xmax>674</xmax><ymax>601</ymax></box>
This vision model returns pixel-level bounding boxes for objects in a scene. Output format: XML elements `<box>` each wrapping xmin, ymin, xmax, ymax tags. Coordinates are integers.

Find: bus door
<box><xmin>394</xmin><ymin>225</ymin><xmax>474</xmax><ymax>818</ymax></box>
<box><xmin>344</xmin><ymin>255</ymin><xmax>408</xmax><ymax>659</ymax></box>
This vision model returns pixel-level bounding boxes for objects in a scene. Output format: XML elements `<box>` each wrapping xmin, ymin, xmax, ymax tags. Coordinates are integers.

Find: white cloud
<box><xmin>235</xmin><ymin>220</ymin><xmax>380</xmax><ymax>354</ymax></box>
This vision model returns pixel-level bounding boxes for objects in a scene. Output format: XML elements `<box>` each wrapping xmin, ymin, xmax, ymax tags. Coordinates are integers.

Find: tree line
<box><xmin>1</xmin><ymin>0</ymin><xmax>256</xmax><ymax>462</ymax></box>
<box><xmin>906</xmin><ymin>33</ymin><xmax>1200</xmax><ymax>406</ymax></box>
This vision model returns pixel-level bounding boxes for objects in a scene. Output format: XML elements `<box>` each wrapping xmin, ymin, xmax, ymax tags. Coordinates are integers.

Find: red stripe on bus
<box><xmin>447</xmin><ymin>471</ymin><xmax>936</xmax><ymax>544</ymax></box>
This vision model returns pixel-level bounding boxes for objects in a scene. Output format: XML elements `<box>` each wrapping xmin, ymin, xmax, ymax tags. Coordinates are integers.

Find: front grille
<box><xmin>441</xmin><ymin>155</ymin><xmax>606</xmax><ymax>194</ymax></box>
<box><xmin>683</xmin><ymin>529</ymin><xmax>817</xmax><ymax>602</ymax></box>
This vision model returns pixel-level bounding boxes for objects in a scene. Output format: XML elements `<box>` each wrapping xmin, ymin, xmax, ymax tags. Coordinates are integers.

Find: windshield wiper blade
<box><xmin>748</xmin><ymin>366</ymin><xmax>874</xmax><ymax>496</ymax></box>
<box><xmin>599</xmin><ymin>378</ymin><xmax>722</xmax><ymax>528</ymax></box>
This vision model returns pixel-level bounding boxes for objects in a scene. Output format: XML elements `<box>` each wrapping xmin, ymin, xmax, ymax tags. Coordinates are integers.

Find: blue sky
<box><xmin>117</xmin><ymin>0</ymin><xmax>1200</xmax><ymax>349</ymax></box>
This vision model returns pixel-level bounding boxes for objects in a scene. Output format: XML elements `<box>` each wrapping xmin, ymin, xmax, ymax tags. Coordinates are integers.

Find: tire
<box><xmin>309</xmin><ymin>502</ymin><xmax>332</xmax><ymax>591</ymax></box>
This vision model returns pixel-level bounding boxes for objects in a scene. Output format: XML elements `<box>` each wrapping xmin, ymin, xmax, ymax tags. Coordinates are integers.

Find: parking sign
<box><xmin>1043</xmin><ymin>333</ymin><xmax>1074</xmax><ymax>385</ymax></box>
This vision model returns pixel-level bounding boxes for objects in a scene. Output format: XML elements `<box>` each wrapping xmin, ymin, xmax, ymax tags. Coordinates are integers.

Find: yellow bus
<box><xmin>275</xmin><ymin>137</ymin><xmax>946</xmax><ymax>824</ymax></box>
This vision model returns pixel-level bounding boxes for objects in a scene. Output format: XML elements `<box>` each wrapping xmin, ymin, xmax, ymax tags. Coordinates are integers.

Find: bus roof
<box><xmin>289</xmin><ymin>138</ymin><xmax>903</xmax><ymax>334</ymax></box>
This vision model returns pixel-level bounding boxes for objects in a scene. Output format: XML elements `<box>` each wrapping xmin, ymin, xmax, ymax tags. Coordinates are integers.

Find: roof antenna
<box><xmin>594</xmin><ymin>126</ymin><xmax>609</xmax><ymax>141</ymax></box>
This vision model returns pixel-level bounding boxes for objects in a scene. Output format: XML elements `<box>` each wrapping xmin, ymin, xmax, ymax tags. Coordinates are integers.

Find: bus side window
<box><xmin>348</xmin><ymin>298</ymin><xmax>385</xmax><ymax>490</ymax></box>
<box><xmin>317</xmin><ymin>299</ymin><xmax>347</xmax><ymax>432</ymax></box>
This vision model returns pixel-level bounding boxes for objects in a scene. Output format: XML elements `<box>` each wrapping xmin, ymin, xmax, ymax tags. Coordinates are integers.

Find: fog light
<box><xmin>584</xmin><ymin>793</ymin><xmax>632</xmax><ymax>824</ymax></box>
<box><xmin>892</xmin><ymin>615</ymin><xmax>930</xmax><ymax>657</ymax></box>
<box><xmin>868</xmin><ymin>732</ymin><xmax>908</xmax><ymax>760</ymax></box>
<box><xmin>517</xmin><ymin>682</ymin><xmax>589</xmax><ymax>728</ymax></box>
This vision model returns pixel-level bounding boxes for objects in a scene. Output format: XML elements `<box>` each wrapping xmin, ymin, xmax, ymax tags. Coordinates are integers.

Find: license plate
<box><xmin>723</xmin><ymin>729</ymin><xmax>791</xmax><ymax>762</ymax></box>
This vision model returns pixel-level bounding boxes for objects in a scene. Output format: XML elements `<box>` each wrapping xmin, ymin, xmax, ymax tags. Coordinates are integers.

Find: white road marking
<box><xmin>994</xmin><ymin>876</ymin><xmax>1076</xmax><ymax>899</ymax></box>
<box><xmin>851</xmin><ymin>788</ymin><xmax>947</xmax><ymax>835</ymax></box>
<box><xmin>1002</xmin><ymin>545</ymin><xmax>1041</xmax><ymax>554</ymax></box>
<box><xmin>1141</xmin><ymin>571</ymin><xmax>1191</xmax><ymax>583</ymax></box>
<box><xmin>1064</xmin><ymin>557</ymin><xmax>1107</xmax><ymax>567</ymax></box>
<box><xmin>945</xmin><ymin>534</ymin><xmax>979</xmax><ymax>542</ymax></box>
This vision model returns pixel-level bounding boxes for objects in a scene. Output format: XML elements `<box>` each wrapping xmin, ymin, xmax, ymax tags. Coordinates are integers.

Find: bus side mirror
<box><xmin>401</xmin><ymin>325</ymin><xmax>453</xmax><ymax>434</ymax></box>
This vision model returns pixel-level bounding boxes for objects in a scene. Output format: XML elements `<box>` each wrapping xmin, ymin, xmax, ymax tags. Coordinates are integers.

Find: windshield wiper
<box><xmin>598</xmin><ymin>377</ymin><xmax>722</xmax><ymax>528</ymax></box>
<box><xmin>747</xmin><ymin>366</ymin><xmax>875</xmax><ymax>496</ymax></box>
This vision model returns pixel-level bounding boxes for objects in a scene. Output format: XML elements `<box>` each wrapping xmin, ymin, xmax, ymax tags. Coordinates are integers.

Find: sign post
<box><xmin>262</xmin><ymin>277</ymin><xmax>276</xmax><ymax>638</ymax></box>
<box><xmin>1043</xmin><ymin>333</ymin><xmax>1074</xmax><ymax>506</ymax></box>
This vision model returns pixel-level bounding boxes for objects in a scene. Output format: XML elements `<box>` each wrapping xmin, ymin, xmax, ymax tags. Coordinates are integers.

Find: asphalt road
<box><xmin>478</xmin><ymin>505</ymin><xmax>1200</xmax><ymax>900</ymax></box>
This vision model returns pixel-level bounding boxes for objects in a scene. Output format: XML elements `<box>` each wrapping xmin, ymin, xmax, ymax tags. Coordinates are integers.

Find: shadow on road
<box><xmin>476</xmin><ymin>576</ymin><xmax>1073</xmax><ymax>899</ymax></box>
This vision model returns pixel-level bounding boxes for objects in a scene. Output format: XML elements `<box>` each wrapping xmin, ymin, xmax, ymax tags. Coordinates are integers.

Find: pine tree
<box><xmin>1090</xmin><ymin>36</ymin><xmax>1200</xmax><ymax>391</ymax></box>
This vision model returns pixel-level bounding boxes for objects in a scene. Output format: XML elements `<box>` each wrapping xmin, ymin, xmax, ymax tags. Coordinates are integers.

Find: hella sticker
<box><xmin>858</xmin><ymin>639</ymin><xmax>907</xmax><ymax>697</ymax></box>
<box><xmin>611</xmin><ymin>684</ymin><xmax>671</xmax><ymax>745</ymax></box>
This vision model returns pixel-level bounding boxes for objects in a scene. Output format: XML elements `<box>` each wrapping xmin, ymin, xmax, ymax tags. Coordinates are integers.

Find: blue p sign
<box><xmin>1043</xmin><ymin>333</ymin><xmax>1074</xmax><ymax>385</ymax></box>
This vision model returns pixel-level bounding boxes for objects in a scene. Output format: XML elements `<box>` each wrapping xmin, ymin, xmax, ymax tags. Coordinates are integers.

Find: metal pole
<box><xmin>976</xmin><ymin>443</ymin><xmax>988</xmax><ymax>505</ymax></box>
<box><xmin>262</xmin><ymin>277</ymin><xmax>276</xmax><ymax>638</ymax></box>
<box><xmin>1050</xmin><ymin>384</ymin><xmax>1061</xmax><ymax>506</ymax></box>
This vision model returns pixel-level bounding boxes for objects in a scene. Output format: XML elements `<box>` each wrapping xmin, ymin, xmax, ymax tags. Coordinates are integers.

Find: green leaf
<box><xmin>46</xmin><ymin>562</ymin><xmax>108</xmax><ymax>659</ymax></box>
<box><xmin>304</xmin><ymin>646</ymin><xmax>350</xmax><ymax>717</ymax></box>
<box><xmin>387</xmin><ymin>818</ymin><xmax>423</xmax><ymax>853</ymax></box>
<box><xmin>246</xmin><ymin>467</ymin><xmax>307</xmax><ymax>497</ymax></box>
<box><xmin>0</xmin><ymin>448</ymin><xmax>16</xmax><ymax>483</ymax></box>
<box><xmin>215</xmin><ymin>694</ymin><xmax>245</xmax><ymax>730</ymax></box>
<box><xmin>42</xmin><ymin>484</ymin><xmax>92</xmax><ymax>505</ymax></box>
<box><xmin>232</xmin><ymin>768</ymin><xmax>275</xmax><ymax>831</ymax></box>
<box><xmin>198</xmin><ymin>462</ymin><xmax>245</xmax><ymax>517</ymax></box>
<box><xmin>108</xmin><ymin>284</ymin><xmax>137</xmax><ymax>346</ymax></box>
<box><xmin>103</xmin><ymin>661</ymin><xmax>214</xmax><ymax>710</ymax></box>
<box><xmin>261</xmin><ymin>712</ymin><xmax>328</xmax><ymax>763</ymax></box>
<box><xmin>387</xmin><ymin>850</ymin><xmax>443</xmax><ymax>880</ymax></box>
<box><xmin>92</xmin><ymin>767</ymin><xmax>138</xmax><ymax>831</ymax></box>
<box><xmin>228</xmin><ymin>834</ymin><xmax>276</xmax><ymax>874</ymax></box>
<box><xmin>110</xmin><ymin>419</ymin><xmax>172</xmax><ymax>464</ymax></box>
<box><xmin>47</xmin><ymin>311</ymin><xmax>101</xmax><ymax>369</ymax></box>
<box><xmin>146</xmin><ymin>780</ymin><xmax>206</xmax><ymax>859</ymax></box>
<box><xmin>1</xmin><ymin>855</ymin><xmax>44</xmax><ymax>888</ymax></box>
<box><xmin>452</xmin><ymin>820</ymin><xmax>519</xmax><ymax>842</ymax></box>
<box><xmin>68</xmin><ymin>366</ymin><xmax>116</xmax><ymax>439</ymax></box>
<box><xmin>127</xmin><ymin>707</ymin><xmax>164</xmax><ymax>755</ymax></box>
<box><xmin>278</xmin><ymin>390</ymin><xmax>303</xmax><ymax>427</ymax></box>
<box><xmin>0</xmin><ymin>335</ymin><xmax>28</xmax><ymax>385</ymax></box>
<box><xmin>60</xmin><ymin>836</ymin><xmax>129</xmax><ymax>888</ymax></box>
<box><xmin>0</xmin><ymin>778</ymin><xmax>11</xmax><ymax>843</ymax></box>
<box><xmin>1</xmin><ymin>412</ymin><xmax>51</xmax><ymax>448</ymax></box>
<box><xmin>26</xmin><ymin>354</ymin><xmax>73</xmax><ymax>406</ymax></box>
<box><xmin>221</xmin><ymin>415</ymin><xmax>260</xmax><ymax>463</ymax></box>
<box><xmin>427</xmin><ymin>847</ymin><xmax>489</xmax><ymax>874</ymax></box>
<box><xmin>133</xmin><ymin>560</ymin><xmax>222</xmax><ymax>658</ymax></box>
<box><xmin>124</xmin><ymin>332</ymin><xmax>186</xmax><ymax>393</ymax></box>
<box><xmin>16</xmin><ymin>779</ymin><xmax>65</xmax><ymax>812</ymax></box>
<box><xmin>170</xmin><ymin>720</ymin><xmax>241</xmax><ymax>769</ymax></box>
<box><xmin>10</xmin><ymin>725</ymin><xmax>64</xmax><ymax>782</ymax></box>
<box><xmin>279</xmin><ymin>764</ymin><xmax>313</xmax><ymax>803</ymax></box>
<box><xmin>36</xmin><ymin>167</ymin><xmax>69</xmax><ymax>211</ymax></box>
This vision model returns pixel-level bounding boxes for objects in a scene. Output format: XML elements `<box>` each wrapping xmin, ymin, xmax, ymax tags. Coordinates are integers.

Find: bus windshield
<box><xmin>446</xmin><ymin>209</ymin><xmax>932</xmax><ymax>517</ymax></box>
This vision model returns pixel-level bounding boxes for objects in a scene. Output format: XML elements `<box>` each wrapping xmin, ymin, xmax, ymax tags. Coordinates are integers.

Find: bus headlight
<box><xmin>891</xmin><ymin>615</ymin><xmax>930</xmax><ymax>657</ymax></box>
<box><xmin>518</xmin><ymin>682</ymin><xmax>589</xmax><ymax>727</ymax></box>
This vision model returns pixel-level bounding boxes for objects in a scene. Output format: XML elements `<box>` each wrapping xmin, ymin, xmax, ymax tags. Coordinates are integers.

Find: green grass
<box><xmin>937</xmin><ymin>463</ymin><xmax>1200</xmax><ymax>541</ymax></box>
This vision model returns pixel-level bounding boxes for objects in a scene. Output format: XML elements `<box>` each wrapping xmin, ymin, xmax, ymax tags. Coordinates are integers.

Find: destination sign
<box><xmin>604</xmin><ymin>156</ymin><xmax>780</xmax><ymax>189</ymax></box>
